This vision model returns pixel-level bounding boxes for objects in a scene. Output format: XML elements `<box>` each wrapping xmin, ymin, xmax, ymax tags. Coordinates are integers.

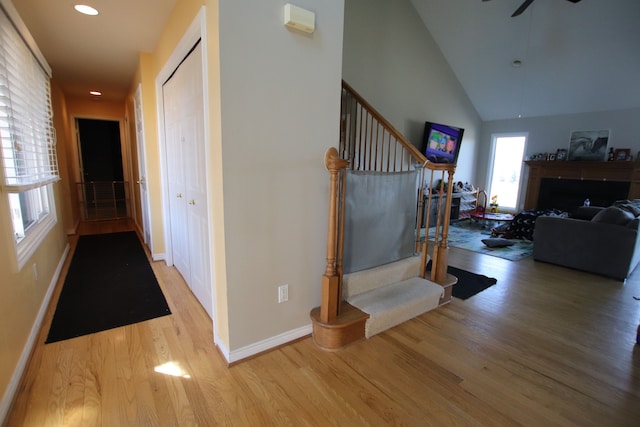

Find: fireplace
<box><xmin>537</xmin><ymin>178</ymin><xmax>630</xmax><ymax>213</ymax></box>
<box><xmin>523</xmin><ymin>160</ymin><xmax>640</xmax><ymax>212</ymax></box>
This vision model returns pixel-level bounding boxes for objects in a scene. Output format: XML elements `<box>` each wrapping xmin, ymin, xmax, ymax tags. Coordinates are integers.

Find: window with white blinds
<box><xmin>0</xmin><ymin>4</ymin><xmax>59</xmax><ymax>192</ymax></box>
<box><xmin>1</xmin><ymin>1</ymin><xmax>59</xmax><ymax>270</ymax></box>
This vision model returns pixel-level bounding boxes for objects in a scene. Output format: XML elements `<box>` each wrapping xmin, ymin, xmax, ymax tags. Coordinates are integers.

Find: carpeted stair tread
<box><xmin>343</xmin><ymin>255</ymin><xmax>423</xmax><ymax>298</ymax></box>
<box><xmin>346</xmin><ymin>276</ymin><xmax>443</xmax><ymax>338</ymax></box>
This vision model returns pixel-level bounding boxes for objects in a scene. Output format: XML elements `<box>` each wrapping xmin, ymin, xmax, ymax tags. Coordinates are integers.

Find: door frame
<box><xmin>133</xmin><ymin>84</ymin><xmax>153</xmax><ymax>247</ymax></box>
<box><xmin>485</xmin><ymin>132</ymin><xmax>529</xmax><ymax>212</ymax></box>
<box><xmin>71</xmin><ymin>115</ymin><xmax>129</xmax><ymax>183</ymax></box>
<box><xmin>156</xmin><ymin>7</ymin><xmax>216</xmax><ymax>321</ymax></box>
<box><xmin>71</xmin><ymin>115</ymin><xmax>132</xmax><ymax>218</ymax></box>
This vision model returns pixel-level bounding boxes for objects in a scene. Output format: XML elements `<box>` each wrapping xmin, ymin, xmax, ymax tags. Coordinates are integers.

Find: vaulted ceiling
<box><xmin>11</xmin><ymin>0</ymin><xmax>640</xmax><ymax>121</ymax></box>
<box><xmin>412</xmin><ymin>0</ymin><xmax>640</xmax><ymax>120</ymax></box>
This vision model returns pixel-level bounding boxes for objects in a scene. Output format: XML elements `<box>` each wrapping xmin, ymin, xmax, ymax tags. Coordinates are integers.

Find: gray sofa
<box><xmin>533</xmin><ymin>200</ymin><xmax>640</xmax><ymax>280</ymax></box>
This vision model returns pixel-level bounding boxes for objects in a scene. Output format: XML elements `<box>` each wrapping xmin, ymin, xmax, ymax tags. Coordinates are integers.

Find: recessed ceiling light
<box><xmin>74</xmin><ymin>5</ymin><xmax>99</xmax><ymax>16</ymax></box>
<box><xmin>89</xmin><ymin>91</ymin><xmax>102</xmax><ymax>96</ymax></box>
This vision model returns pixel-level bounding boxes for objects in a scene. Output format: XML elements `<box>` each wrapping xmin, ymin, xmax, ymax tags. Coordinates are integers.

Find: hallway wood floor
<box><xmin>5</xmin><ymin>220</ymin><xmax>640</xmax><ymax>426</ymax></box>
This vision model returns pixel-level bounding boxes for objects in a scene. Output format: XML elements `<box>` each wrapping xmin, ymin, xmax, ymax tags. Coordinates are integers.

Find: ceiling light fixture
<box><xmin>511</xmin><ymin>59</ymin><xmax>523</xmax><ymax>67</ymax></box>
<box><xmin>89</xmin><ymin>91</ymin><xmax>102</xmax><ymax>96</ymax></box>
<box><xmin>74</xmin><ymin>5</ymin><xmax>99</xmax><ymax>16</ymax></box>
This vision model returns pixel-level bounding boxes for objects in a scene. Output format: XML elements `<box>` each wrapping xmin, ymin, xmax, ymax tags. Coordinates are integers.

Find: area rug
<box><xmin>423</xmin><ymin>220</ymin><xmax>533</xmax><ymax>261</ymax></box>
<box><xmin>46</xmin><ymin>231</ymin><xmax>171</xmax><ymax>343</ymax></box>
<box><xmin>427</xmin><ymin>260</ymin><xmax>497</xmax><ymax>299</ymax></box>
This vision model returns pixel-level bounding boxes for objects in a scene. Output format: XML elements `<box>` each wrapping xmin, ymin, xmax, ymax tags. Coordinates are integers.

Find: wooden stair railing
<box><xmin>310</xmin><ymin>81</ymin><xmax>457</xmax><ymax>350</ymax></box>
<box><xmin>339</xmin><ymin>81</ymin><xmax>425</xmax><ymax>172</ymax></box>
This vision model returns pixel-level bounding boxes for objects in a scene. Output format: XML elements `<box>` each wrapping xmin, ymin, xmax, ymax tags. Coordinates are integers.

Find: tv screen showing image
<box><xmin>421</xmin><ymin>121</ymin><xmax>464</xmax><ymax>164</ymax></box>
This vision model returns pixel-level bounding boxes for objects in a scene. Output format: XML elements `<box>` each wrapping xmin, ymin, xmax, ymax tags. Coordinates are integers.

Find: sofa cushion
<box><xmin>613</xmin><ymin>200</ymin><xmax>640</xmax><ymax>217</ymax></box>
<box><xmin>482</xmin><ymin>238</ymin><xmax>515</xmax><ymax>248</ymax></box>
<box><xmin>571</xmin><ymin>206</ymin><xmax>604</xmax><ymax>220</ymax></box>
<box><xmin>591</xmin><ymin>206</ymin><xmax>635</xmax><ymax>226</ymax></box>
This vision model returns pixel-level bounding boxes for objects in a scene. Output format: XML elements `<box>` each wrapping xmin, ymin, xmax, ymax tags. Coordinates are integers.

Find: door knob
<box><xmin>176</xmin><ymin>193</ymin><xmax>182</xmax><ymax>198</ymax></box>
<box><xmin>188</xmin><ymin>199</ymin><xmax>195</xmax><ymax>205</ymax></box>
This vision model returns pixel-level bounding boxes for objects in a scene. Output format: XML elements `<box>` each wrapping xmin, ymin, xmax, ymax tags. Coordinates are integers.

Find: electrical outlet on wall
<box><xmin>278</xmin><ymin>284</ymin><xmax>289</xmax><ymax>303</ymax></box>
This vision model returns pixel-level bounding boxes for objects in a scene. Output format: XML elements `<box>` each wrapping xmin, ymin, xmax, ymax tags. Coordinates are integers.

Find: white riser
<box><xmin>343</xmin><ymin>255</ymin><xmax>423</xmax><ymax>298</ymax></box>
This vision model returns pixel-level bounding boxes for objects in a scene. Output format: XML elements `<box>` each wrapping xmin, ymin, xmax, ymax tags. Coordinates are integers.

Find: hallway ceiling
<box><xmin>11</xmin><ymin>0</ymin><xmax>176</xmax><ymax>102</ymax></box>
<box><xmin>11</xmin><ymin>0</ymin><xmax>640</xmax><ymax>120</ymax></box>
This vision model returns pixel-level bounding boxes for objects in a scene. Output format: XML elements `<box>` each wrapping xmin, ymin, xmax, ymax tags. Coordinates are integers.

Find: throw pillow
<box><xmin>501</xmin><ymin>208</ymin><xmax>566</xmax><ymax>240</ymax></box>
<box><xmin>482</xmin><ymin>238</ymin><xmax>515</xmax><ymax>248</ymax></box>
<box><xmin>591</xmin><ymin>206</ymin><xmax>635</xmax><ymax>226</ymax></box>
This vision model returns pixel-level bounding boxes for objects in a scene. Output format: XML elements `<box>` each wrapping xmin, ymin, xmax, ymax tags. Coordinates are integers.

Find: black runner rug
<box><xmin>46</xmin><ymin>231</ymin><xmax>171</xmax><ymax>343</ymax></box>
<box><xmin>427</xmin><ymin>260</ymin><xmax>497</xmax><ymax>299</ymax></box>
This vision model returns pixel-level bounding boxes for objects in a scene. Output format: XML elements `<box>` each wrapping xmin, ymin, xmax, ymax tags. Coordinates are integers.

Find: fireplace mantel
<box><xmin>523</xmin><ymin>160</ymin><xmax>640</xmax><ymax>210</ymax></box>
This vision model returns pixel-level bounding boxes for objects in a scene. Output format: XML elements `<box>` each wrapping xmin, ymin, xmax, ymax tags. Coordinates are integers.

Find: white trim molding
<box><xmin>226</xmin><ymin>324</ymin><xmax>313</xmax><ymax>364</ymax></box>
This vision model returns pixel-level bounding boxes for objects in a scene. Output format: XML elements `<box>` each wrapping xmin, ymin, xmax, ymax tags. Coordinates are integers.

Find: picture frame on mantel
<box><xmin>567</xmin><ymin>129</ymin><xmax>610</xmax><ymax>161</ymax></box>
<box><xmin>614</xmin><ymin>148</ymin><xmax>631</xmax><ymax>161</ymax></box>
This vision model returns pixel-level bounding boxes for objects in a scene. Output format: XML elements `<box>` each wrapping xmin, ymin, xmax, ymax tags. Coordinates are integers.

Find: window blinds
<box><xmin>0</xmin><ymin>4</ymin><xmax>59</xmax><ymax>193</ymax></box>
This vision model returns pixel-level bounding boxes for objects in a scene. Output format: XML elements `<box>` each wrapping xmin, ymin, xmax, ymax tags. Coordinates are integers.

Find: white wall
<box><xmin>479</xmin><ymin>107</ymin><xmax>640</xmax><ymax>209</ymax></box>
<box><xmin>218</xmin><ymin>0</ymin><xmax>344</xmax><ymax>351</ymax></box>
<box><xmin>342</xmin><ymin>0</ymin><xmax>482</xmax><ymax>185</ymax></box>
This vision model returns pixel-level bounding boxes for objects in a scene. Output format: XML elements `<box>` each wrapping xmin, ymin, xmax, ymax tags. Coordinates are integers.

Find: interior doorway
<box><xmin>76</xmin><ymin>118</ymin><xmax>129</xmax><ymax>220</ymax></box>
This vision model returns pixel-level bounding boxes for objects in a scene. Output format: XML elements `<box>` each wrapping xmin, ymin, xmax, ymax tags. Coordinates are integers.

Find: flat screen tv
<box><xmin>421</xmin><ymin>121</ymin><xmax>464</xmax><ymax>164</ymax></box>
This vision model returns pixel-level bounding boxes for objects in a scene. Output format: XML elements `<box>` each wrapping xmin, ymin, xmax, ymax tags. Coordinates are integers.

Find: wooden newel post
<box><xmin>432</xmin><ymin>169</ymin><xmax>456</xmax><ymax>284</ymax></box>
<box><xmin>321</xmin><ymin>147</ymin><xmax>349</xmax><ymax>323</ymax></box>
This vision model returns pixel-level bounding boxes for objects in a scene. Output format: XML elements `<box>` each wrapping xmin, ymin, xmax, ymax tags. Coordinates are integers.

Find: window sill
<box><xmin>14</xmin><ymin>210</ymin><xmax>57</xmax><ymax>271</ymax></box>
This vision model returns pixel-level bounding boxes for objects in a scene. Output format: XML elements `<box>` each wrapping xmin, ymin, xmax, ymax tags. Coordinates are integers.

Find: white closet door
<box><xmin>180</xmin><ymin>44</ymin><xmax>212</xmax><ymax>317</ymax></box>
<box><xmin>163</xmin><ymin>75</ymin><xmax>191</xmax><ymax>285</ymax></box>
<box><xmin>162</xmin><ymin>42</ymin><xmax>212</xmax><ymax>318</ymax></box>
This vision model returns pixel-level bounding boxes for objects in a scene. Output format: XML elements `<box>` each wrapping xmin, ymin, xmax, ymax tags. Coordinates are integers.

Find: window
<box><xmin>1</xmin><ymin>2</ymin><xmax>59</xmax><ymax>269</ymax></box>
<box><xmin>487</xmin><ymin>134</ymin><xmax>527</xmax><ymax>211</ymax></box>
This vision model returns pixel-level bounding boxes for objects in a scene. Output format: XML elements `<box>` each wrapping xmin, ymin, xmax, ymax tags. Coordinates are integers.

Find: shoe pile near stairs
<box><xmin>343</xmin><ymin>255</ymin><xmax>444</xmax><ymax>338</ymax></box>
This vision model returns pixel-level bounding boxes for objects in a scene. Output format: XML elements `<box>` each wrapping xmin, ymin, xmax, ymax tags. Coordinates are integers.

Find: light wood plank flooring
<box><xmin>5</xmin><ymin>220</ymin><xmax>640</xmax><ymax>426</ymax></box>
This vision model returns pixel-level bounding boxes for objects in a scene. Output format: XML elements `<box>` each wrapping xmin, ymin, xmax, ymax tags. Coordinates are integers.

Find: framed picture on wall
<box><xmin>567</xmin><ymin>130</ymin><xmax>610</xmax><ymax>161</ymax></box>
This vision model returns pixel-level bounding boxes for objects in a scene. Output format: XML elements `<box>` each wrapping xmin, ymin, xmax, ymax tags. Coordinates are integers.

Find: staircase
<box><xmin>310</xmin><ymin>80</ymin><xmax>458</xmax><ymax>350</ymax></box>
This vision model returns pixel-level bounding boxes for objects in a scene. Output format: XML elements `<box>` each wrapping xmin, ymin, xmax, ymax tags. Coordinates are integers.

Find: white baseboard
<box><xmin>152</xmin><ymin>252</ymin><xmax>165</xmax><ymax>261</ymax></box>
<box><xmin>227</xmin><ymin>324</ymin><xmax>312</xmax><ymax>364</ymax></box>
<box><xmin>0</xmin><ymin>243</ymin><xmax>70</xmax><ymax>424</ymax></box>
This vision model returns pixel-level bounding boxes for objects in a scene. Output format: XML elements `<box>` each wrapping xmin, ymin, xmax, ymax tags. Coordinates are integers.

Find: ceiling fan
<box><xmin>484</xmin><ymin>0</ymin><xmax>582</xmax><ymax>17</ymax></box>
